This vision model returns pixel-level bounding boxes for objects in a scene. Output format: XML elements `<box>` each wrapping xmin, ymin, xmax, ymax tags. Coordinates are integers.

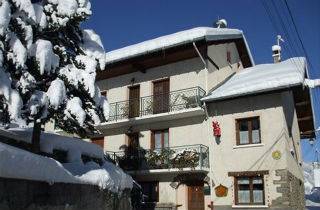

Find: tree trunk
<box><xmin>32</xmin><ymin>120</ymin><xmax>41</xmax><ymax>153</ymax></box>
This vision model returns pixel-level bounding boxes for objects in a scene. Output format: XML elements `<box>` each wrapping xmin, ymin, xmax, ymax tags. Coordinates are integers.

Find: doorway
<box><xmin>188</xmin><ymin>185</ymin><xmax>204</xmax><ymax>210</ymax></box>
<box><xmin>129</xmin><ymin>85</ymin><xmax>140</xmax><ymax>118</ymax></box>
<box><xmin>153</xmin><ymin>79</ymin><xmax>169</xmax><ymax>114</ymax></box>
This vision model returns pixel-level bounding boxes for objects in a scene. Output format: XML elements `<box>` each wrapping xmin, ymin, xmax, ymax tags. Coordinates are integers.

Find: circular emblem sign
<box><xmin>272</xmin><ymin>150</ymin><xmax>281</xmax><ymax>160</ymax></box>
<box><xmin>215</xmin><ymin>184</ymin><xmax>228</xmax><ymax>197</ymax></box>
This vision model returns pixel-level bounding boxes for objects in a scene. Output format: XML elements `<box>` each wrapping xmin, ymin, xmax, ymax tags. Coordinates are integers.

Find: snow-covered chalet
<box><xmin>92</xmin><ymin>26</ymin><xmax>315</xmax><ymax>210</ymax></box>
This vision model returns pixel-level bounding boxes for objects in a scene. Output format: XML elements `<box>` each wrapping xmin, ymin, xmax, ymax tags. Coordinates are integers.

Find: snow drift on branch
<box><xmin>81</xmin><ymin>29</ymin><xmax>106</xmax><ymax>70</ymax></box>
<box><xmin>0</xmin><ymin>0</ymin><xmax>10</xmax><ymax>36</ymax></box>
<box><xmin>0</xmin><ymin>68</ymin><xmax>24</xmax><ymax>123</ymax></box>
<box><xmin>65</xmin><ymin>97</ymin><xmax>86</xmax><ymax>126</ymax></box>
<box><xmin>47</xmin><ymin>78</ymin><xmax>66</xmax><ymax>110</ymax></box>
<box><xmin>29</xmin><ymin>39</ymin><xmax>59</xmax><ymax>75</ymax></box>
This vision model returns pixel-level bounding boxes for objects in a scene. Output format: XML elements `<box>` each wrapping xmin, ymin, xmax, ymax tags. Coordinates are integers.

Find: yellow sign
<box><xmin>215</xmin><ymin>184</ymin><xmax>228</xmax><ymax>197</ymax></box>
<box><xmin>272</xmin><ymin>150</ymin><xmax>281</xmax><ymax>160</ymax></box>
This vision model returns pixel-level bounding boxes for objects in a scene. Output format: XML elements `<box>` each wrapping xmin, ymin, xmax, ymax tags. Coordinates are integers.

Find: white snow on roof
<box><xmin>0</xmin><ymin>128</ymin><xmax>133</xmax><ymax>192</ymax></box>
<box><xmin>202</xmin><ymin>57</ymin><xmax>307</xmax><ymax>102</ymax></box>
<box><xmin>6</xmin><ymin>127</ymin><xmax>104</xmax><ymax>161</ymax></box>
<box><xmin>105</xmin><ymin>27</ymin><xmax>244</xmax><ymax>65</ymax></box>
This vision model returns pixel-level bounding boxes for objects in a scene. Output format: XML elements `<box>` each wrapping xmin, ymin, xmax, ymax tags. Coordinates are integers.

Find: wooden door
<box><xmin>153</xmin><ymin>79</ymin><xmax>169</xmax><ymax>114</ymax></box>
<box><xmin>129</xmin><ymin>86</ymin><xmax>140</xmax><ymax>118</ymax></box>
<box><xmin>91</xmin><ymin>137</ymin><xmax>104</xmax><ymax>148</ymax></box>
<box><xmin>188</xmin><ymin>185</ymin><xmax>204</xmax><ymax>210</ymax></box>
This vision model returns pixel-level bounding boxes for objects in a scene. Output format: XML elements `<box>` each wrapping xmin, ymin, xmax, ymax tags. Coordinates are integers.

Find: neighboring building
<box><xmin>94</xmin><ymin>27</ymin><xmax>315</xmax><ymax>210</ymax></box>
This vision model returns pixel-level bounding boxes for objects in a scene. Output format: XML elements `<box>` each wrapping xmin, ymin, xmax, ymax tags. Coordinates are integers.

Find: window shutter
<box><xmin>151</xmin><ymin>131</ymin><xmax>155</xmax><ymax>150</ymax></box>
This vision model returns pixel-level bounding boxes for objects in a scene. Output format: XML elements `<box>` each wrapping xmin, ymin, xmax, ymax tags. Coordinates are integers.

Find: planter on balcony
<box><xmin>107</xmin><ymin>144</ymin><xmax>209</xmax><ymax>172</ymax></box>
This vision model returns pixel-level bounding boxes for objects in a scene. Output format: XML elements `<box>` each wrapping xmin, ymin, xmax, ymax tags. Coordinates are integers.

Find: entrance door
<box><xmin>129</xmin><ymin>86</ymin><xmax>140</xmax><ymax>118</ymax></box>
<box><xmin>153</xmin><ymin>79</ymin><xmax>169</xmax><ymax>114</ymax></box>
<box><xmin>91</xmin><ymin>137</ymin><xmax>104</xmax><ymax>148</ymax></box>
<box><xmin>188</xmin><ymin>185</ymin><xmax>204</xmax><ymax>210</ymax></box>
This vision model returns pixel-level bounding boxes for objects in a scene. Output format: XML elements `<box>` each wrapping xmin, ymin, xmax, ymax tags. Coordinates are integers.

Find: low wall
<box><xmin>0</xmin><ymin>177</ymin><xmax>131</xmax><ymax>210</ymax></box>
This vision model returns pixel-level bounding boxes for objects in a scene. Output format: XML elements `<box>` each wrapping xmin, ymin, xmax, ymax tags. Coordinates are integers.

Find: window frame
<box><xmin>234</xmin><ymin>175</ymin><xmax>265</xmax><ymax>206</ymax></box>
<box><xmin>236</xmin><ymin>116</ymin><xmax>261</xmax><ymax>146</ymax></box>
<box><xmin>151</xmin><ymin>129</ymin><xmax>169</xmax><ymax>150</ymax></box>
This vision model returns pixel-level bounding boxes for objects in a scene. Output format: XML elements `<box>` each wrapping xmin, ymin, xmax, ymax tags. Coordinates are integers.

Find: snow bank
<box><xmin>64</xmin><ymin>161</ymin><xmax>133</xmax><ymax>192</ymax></box>
<box><xmin>6</xmin><ymin>128</ymin><xmax>104</xmax><ymax>161</ymax></box>
<box><xmin>0</xmin><ymin>142</ymin><xmax>79</xmax><ymax>184</ymax></box>
<box><xmin>0</xmin><ymin>128</ymin><xmax>133</xmax><ymax>192</ymax></box>
<box><xmin>202</xmin><ymin>57</ymin><xmax>306</xmax><ymax>102</ymax></box>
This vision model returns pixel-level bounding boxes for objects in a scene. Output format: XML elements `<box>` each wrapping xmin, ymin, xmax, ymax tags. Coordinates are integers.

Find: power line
<box><xmin>283</xmin><ymin>0</ymin><xmax>315</xmax><ymax>71</ymax></box>
<box><xmin>260</xmin><ymin>0</ymin><xmax>301</xmax><ymax>70</ymax></box>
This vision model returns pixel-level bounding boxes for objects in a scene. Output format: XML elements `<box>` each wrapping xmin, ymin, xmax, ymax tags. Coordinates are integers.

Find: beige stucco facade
<box><xmin>93</xmin><ymin>41</ymin><xmax>305</xmax><ymax>209</ymax></box>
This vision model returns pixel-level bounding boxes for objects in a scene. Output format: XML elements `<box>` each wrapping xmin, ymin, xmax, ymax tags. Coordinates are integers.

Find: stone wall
<box><xmin>0</xmin><ymin>177</ymin><xmax>131</xmax><ymax>210</ymax></box>
<box><xmin>273</xmin><ymin>169</ymin><xmax>305</xmax><ymax>210</ymax></box>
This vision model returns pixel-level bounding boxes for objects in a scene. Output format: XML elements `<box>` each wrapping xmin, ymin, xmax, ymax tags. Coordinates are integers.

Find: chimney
<box><xmin>272</xmin><ymin>45</ymin><xmax>281</xmax><ymax>63</ymax></box>
<box><xmin>272</xmin><ymin>35</ymin><xmax>284</xmax><ymax>63</ymax></box>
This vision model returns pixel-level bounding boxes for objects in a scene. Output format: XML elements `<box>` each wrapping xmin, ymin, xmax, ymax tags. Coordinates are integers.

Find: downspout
<box><xmin>193</xmin><ymin>42</ymin><xmax>207</xmax><ymax>69</ymax></box>
<box><xmin>193</xmin><ymin>42</ymin><xmax>216</xmax><ymax>203</ymax></box>
<box><xmin>193</xmin><ymin>42</ymin><xmax>208</xmax><ymax>94</ymax></box>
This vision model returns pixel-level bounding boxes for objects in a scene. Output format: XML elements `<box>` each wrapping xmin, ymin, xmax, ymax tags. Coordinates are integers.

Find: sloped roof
<box><xmin>105</xmin><ymin>27</ymin><xmax>253</xmax><ymax>65</ymax></box>
<box><xmin>202</xmin><ymin>57</ymin><xmax>307</xmax><ymax>102</ymax></box>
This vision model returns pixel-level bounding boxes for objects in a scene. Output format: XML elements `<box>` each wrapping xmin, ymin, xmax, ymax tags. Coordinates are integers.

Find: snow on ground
<box><xmin>304</xmin><ymin>162</ymin><xmax>320</xmax><ymax>207</ymax></box>
<box><xmin>0</xmin><ymin>128</ymin><xmax>133</xmax><ymax>192</ymax></box>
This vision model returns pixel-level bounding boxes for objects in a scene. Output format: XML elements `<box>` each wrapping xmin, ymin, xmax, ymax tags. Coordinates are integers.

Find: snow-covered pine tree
<box><xmin>0</xmin><ymin>0</ymin><xmax>109</xmax><ymax>152</ymax></box>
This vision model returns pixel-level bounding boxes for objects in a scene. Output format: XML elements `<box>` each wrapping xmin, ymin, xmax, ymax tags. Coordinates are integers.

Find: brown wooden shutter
<box><xmin>236</xmin><ymin>120</ymin><xmax>240</xmax><ymax>145</ymax></box>
<box><xmin>129</xmin><ymin>85</ymin><xmax>140</xmax><ymax>118</ymax></box>
<box><xmin>151</xmin><ymin>131</ymin><xmax>155</xmax><ymax>150</ymax></box>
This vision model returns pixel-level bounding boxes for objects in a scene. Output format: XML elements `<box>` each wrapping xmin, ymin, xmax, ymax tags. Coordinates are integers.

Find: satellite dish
<box><xmin>215</xmin><ymin>19</ymin><xmax>227</xmax><ymax>28</ymax></box>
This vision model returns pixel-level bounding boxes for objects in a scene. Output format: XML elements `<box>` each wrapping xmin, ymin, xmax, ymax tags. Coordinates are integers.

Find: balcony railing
<box><xmin>107</xmin><ymin>86</ymin><xmax>206</xmax><ymax>122</ymax></box>
<box><xmin>106</xmin><ymin>144</ymin><xmax>209</xmax><ymax>172</ymax></box>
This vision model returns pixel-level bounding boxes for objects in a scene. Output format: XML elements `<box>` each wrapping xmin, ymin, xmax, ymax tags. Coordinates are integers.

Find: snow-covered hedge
<box><xmin>0</xmin><ymin>128</ymin><xmax>133</xmax><ymax>193</ymax></box>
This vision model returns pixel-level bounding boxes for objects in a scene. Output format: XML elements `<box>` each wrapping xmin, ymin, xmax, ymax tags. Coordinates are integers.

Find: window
<box><xmin>236</xmin><ymin>117</ymin><xmax>261</xmax><ymax>145</ymax></box>
<box><xmin>139</xmin><ymin>181</ymin><xmax>159</xmax><ymax>202</ymax></box>
<box><xmin>100</xmin><ymin>90</ymin><xmax>107</xmax><ymax>97</ymax></box>
<box><xmin>151</xmin><ymin>129</ymin><xmax>169</xmax><ymax>150</ymax></box>
<box><xmin>235</xmin><ymin>176</ymin><xmax>265</xmax><ymax>205</ymax></box>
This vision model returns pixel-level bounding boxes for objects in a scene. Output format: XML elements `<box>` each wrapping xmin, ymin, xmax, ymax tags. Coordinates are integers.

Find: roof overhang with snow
<box><xmin>202</xmin><ymin>57</ymin><xmax>316</xmax><ymax>139</ymax></box>
<box><xmin>98</xmin><ymin>27</ymin><xmax>254</xmax><ymax>80</ymax></box>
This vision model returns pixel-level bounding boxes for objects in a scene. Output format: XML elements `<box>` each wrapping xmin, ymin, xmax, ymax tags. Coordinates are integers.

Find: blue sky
<box><xmin>83</xmin><ymin>0</ymin><xmax>320</xmax><ymax>162</ymax></box>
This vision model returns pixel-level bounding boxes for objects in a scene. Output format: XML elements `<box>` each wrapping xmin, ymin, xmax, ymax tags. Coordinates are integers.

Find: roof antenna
<box><xmin>272</xmin><ymin>35</ymin><xmax>284</xmax><ymax>63</ymax></box>
<box><xmin>215</xmin><ymin>19</ymin><xmax>227</xmax><ymax>28</ymax></box>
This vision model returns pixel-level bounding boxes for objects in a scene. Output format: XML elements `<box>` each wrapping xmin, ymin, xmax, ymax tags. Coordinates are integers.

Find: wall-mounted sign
<box><xmin>272</xmin><ymin>150</ymin><xmax>282</xmax><ymax>160</ymax></box>
<box><xmin>215</xmin><ymin>184</ymin><xmax>228</xmax><ymax>197</ymax></box>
